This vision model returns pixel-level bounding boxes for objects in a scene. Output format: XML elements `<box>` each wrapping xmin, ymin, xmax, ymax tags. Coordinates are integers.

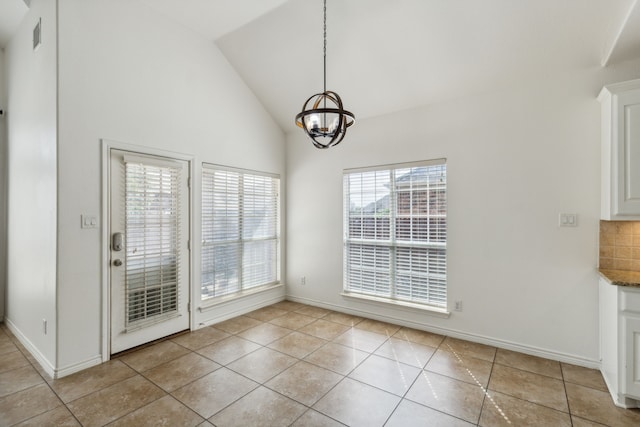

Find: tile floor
<box><xmin>1</xmin><ymin>300</ymin><xmax>640</xmax><ymax>426</ymax></box>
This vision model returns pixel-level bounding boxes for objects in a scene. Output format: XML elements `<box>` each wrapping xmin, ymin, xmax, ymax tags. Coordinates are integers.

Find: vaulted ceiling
<box><xmin>2</xmin><ymin>0</ymin><xmax>640</xmax><ymax>133</ymax></box>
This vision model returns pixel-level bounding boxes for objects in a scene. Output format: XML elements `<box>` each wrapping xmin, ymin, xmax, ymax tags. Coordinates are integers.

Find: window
<box><xmin>343</xmin><ymin>160</ymin><xmax>447</xmax><ymax>308</ymax></box>
<box><xmin>201</xmin><ymin>165</ymin><xmax>280</xmax><ymax>300</ymax></box>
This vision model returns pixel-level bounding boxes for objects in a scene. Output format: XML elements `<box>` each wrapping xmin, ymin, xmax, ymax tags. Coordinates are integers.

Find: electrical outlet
<box><xmin>454</xmin><ymin>301</ymin><xmax>463</xmax><ymax>312</ymax></box>
<box><xmin>301</xmin><ymin>276</ymin><xmax>306</xmax><ymax>286</ymax></box>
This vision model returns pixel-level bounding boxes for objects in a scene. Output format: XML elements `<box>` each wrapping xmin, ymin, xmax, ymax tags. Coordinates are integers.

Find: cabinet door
<box><xmin>600</xmin><ymin>279</ymin><xmax>619</xmax><ymax>392</ymax></box>
<box><xmin>615</xmin><ymin>90</ymin><xmax>640</xmax><ymax>216</ymax></box>
<box><xmin>623</xmin><ymin>315</ymin><xmax>640</xmax><ymax>398</ymax></box>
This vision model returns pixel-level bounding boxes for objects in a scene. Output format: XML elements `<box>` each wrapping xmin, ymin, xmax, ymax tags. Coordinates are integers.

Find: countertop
<box><xmin>599</xmin><ymin>269</ymin><xmax>640</xmax><ymax>287</ymax></box>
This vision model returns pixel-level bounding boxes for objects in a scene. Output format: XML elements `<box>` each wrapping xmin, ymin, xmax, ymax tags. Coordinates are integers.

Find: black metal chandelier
<box><xmin>295</xmin><ymin>0</ymin><xmax>355</xmax><ymax>149</ymax></box>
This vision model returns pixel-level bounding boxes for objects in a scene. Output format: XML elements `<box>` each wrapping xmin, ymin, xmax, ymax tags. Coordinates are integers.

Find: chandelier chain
<box><xmin>323</xmin><ymin>0</ymin><xmax>327</xmax><ymax>93</ymax></box>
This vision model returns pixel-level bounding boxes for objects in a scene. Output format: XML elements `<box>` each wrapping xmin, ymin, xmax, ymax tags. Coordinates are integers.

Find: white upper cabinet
<box><xmin>600</xmin><ymin>79</ymin><xmax>640</xmax><ymax>220</ymax></box>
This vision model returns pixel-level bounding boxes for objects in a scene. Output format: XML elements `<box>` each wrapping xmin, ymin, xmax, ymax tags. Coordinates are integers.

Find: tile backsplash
<box><xmin>599</xmin><ymin>220</ymin><xmax>640</xmax><ymax>271</ymax></box>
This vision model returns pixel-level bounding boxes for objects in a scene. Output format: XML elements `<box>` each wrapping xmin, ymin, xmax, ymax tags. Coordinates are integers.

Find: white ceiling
<box><xmin>603</xmin><ymin>0</ymin><xmax>640</xmax><ymax>66</ymax></box>
<box><xmin>2</xmin><ymin>0</ymin><xmax>639</xmax><ymax>133</ymax></box>
<box><xmin>0</xmin><ymin>0</ymin><xmax>27</xmax><ymax>48</ymax></box>
<box><xmin>178</xmin><ymin>0</ymin><xmax>640</xmax><ymax>133</ymax></box>
<box><xmin>138</xmin><ymin>0</ymin><xmax>290</xmax><ymax>41</ymax></box>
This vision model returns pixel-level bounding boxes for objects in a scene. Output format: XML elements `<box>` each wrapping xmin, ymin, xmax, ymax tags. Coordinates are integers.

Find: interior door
<box><xmin>109</xmin><ymin>149</ymin><xmax>190</xmax><ymax>354</ymax></box>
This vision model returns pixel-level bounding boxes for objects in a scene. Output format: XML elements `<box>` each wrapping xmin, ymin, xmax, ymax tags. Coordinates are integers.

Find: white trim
<box><xmin>191</xmin><ymin>161</ymin><xmax>201</xmax><ymax>332</ymax></box>
<box><xmin>343</xmin><ymin>161</ymin><xmax>448</xmax><ymax>308</ymax></box>
<box><xmin>123</xmin><ymin>154</ymin><xmax>185</xmax><ymax>169</ymax></box>
<box><xmin>101</xmin><ymin>141</ymin><xmax>110</xmax><ymax>361</ymax></box>
<box><xmin>100</xmin><ymin>139</ymin><xmax>195</xmax><ymax>362</ymax></box>
<box><xmin>601</xmin><ymin>369</ymin><xmax>640</xmax><ymax>408</ymax></box>
<box><xmin>340</xmin><ymin>292</ymin><xmax>450</xmax><ymax>318</ymax></box>
<box><xmin>5</xmin><ymin>318</ymin><xmax>55</xmax><ymax>379</ymax></box>
<box><xmin>202</xmin><ymin>162</ymin><xmax>280</xmax><ymax>179</ymax></box>
<box><xmin>56</xmin><ymin>355</ymin><xmax>103</xmax><ymax>379</ymax></box>
<box><xmin>102</xmin><ymin>139</ymin><xmax>196</xmax><ymax>163</ymax></box>
<box><xmin>6</xmin><ymin>318</ymin><xmax>102</xmax><ymax>378</ymax></box>
<box><xmin>344</xmin><ymin>158</ymin><xmax>446</xmax><ymax>174</ymax></box>
<box><xmin>286</xmin><ymin>295</ymin><xmax>601</xmax><ymax>369</ymax></box>
<box><xmin>199</xmin><ymin>283</ymin><xmax>284</xmax><ymax>313</ymax></box>
<box><xmin>197</xmin><ymin>292</ymin><xmax>285</xmax><ymax>327</ymax></box>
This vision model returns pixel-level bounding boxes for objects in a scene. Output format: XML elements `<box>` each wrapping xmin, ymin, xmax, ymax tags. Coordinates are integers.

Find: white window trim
<box><xmin>201</xmin><ymin>163</ymin><xmax>281</xmax><ymax>303</ymax></box>
<box><xmin>340</xmin><ymin>291</ymin><xmax>451</xmax><ymax>318</ymax></box>
<box><xmin>343</xmin><ymin>159</ymin><xmax>447</xmax><ymax>309</ymax></box>
<box><xmin>344</xmin><ymin>158</ymin><xmax>446</xmax><ymax>174</ymax></box>
<box><xmin>199</xmin><ymin>283</ymin><xmax>284</xmax><ymax>312</ymax></box>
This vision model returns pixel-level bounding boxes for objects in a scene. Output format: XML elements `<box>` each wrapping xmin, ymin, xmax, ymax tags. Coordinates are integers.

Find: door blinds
<box><xmin>124</xmin><ymin>158</ymin><xmax>182</xmax><ymax>328</ymax></box>
<box><xmin>201</xmin><ymin>165</ymin><xmax>279</xmax><ymax>300</ymax></box>
<box><xmin>344</xmin><ymin>160</ymin><xmax>447</xmax><ymax>308</ymax></box>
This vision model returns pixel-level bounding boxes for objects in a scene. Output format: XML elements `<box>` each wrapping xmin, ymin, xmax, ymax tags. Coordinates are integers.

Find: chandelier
<box><xmin>295</xmin><ymin>0</ymin><xmax>355</xmax><ymax>149</ymax></box>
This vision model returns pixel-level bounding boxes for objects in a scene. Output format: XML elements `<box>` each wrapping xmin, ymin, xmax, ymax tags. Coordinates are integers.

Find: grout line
<box><xmin>477</xmin><ymin>353</ymin><xmax>496</xmax><ymax>425</ymax></box>
<box><xmin>560</xmin><ymin>362</ymin><xmax>576</xmax><ymax>426</ymax></box>
<box><xmin>369</xmin><ymin>330</ymin><xmax>418</xmax><ymax>425</ymax></box>
<box><xmin>100</xmin><ymin>392</ymin><xmax>168</xmax><ymax>426</ymax></box>
<box><xmin>204</xmin><ymin>380</ymin><xmax>261</xmax><ymax>421</ymax></box>
<box><xmin>0</xmin><ymin>328</ymin><xmax>85</xmax><ymax>425</ymax></box>
<box><xmin>0</xmin><ymin>306</ymin><xmax>626</xmax><ymax>426</ymax></box>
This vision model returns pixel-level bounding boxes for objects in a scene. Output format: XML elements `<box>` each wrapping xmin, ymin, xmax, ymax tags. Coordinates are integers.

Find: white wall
<box><xmin>286</xmin><ymin>62</ymin><xmax>640</xmax><ymax>366</ymax></box>
<box><xmin>7</xmin><ymin>0</ymin><xmax>638</xmax><ymax>376</ymax></box>
<box><xmin>56</xmin><ymin>0</ymin><xmax>285</xmax><ymax>373</ymax></box>
<box><xmin>0</xmin><ymin>48</ymin><xmax>6</xmax><ymax>321</ymax></box>
<box><xmin>5</xmin><ymin>0</ymin><xmax>58</xmax><ymax>372</ymax></box>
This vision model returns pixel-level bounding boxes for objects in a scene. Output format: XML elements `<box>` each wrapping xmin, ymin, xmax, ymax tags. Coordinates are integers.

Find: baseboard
<box><xmin>601</xmin><ymin>368</ymin><xmax>640</xmax><ymax>409</ymax></box>
<box><xmin>286</xmin><ymin>295</ymin><xmax>601</xmax><ymax>369</ymax></box>
<box><xmin>609</xmin><ymin>391</ymin><xmax>640</xmax><ymax>409</ymax></box>
<box><xmin>5</xmin><ymin>318</ymin><xmax>104</xmax><ymax>379</ymax></box>
<box><xmin>5</xmin><ymin>318</ymin><xmax>56</xmax><ymax>379</ymax></box>
<box><xmin>56</xmin><ymin>355</ymin><xmax>103</xmax><ymax>379</ymax></box>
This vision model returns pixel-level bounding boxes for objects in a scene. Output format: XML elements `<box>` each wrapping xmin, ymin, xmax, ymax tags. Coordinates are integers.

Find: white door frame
<box><xmin>101</xmin><ymin>139</ymin><xmax>195</xmax><ymax>361</ymax></box>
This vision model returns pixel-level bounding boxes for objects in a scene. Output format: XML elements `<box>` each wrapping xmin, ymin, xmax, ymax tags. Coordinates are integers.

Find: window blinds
<box><xmin>124</xmin><ymin>159</ymin><xmax>182</xmax><ymax>327</ymax></box>
<box><xmin>344</xmin><ymin>160</ymin><xmax>447</xmax><ymax>308</ymax></box>
<box><xmin>202</xmin><ymin>166</ymin><xmax>279</xmax><ymax>300</ymax></box>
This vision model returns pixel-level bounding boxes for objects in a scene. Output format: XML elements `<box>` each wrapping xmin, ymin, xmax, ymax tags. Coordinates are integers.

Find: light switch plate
<box><xmin>81</xmin><ymin>214</ymin><xmax>98</xmax><ymax>229</ymax></box>
<box><xmin>559</xmin><ymin>213</ymin><xmax>577</xmax><ymax>227</ymax></box>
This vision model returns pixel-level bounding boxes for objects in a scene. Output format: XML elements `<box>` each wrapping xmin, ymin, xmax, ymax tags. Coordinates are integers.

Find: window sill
<box><xmin>198</xmin><ymin>283</ymin><xmax>284</xmax><ymax>312</ymax></box>
<box><xmin>340</xmin><ymin>292</ymin><xmax>451</xmax><ymax>318</ymax></box>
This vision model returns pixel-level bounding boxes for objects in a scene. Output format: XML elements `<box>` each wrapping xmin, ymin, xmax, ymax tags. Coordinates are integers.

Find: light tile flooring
<box><xmin>2</xmin><ymin>301</ymin><xmax>640</xmax><ymax>426</ymax></box>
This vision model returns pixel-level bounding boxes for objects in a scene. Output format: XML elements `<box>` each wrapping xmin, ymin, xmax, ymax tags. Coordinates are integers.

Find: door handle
<box><xmin>113</xmin><ymin>259</ymin><xmax>123</xmax><ymax>267</ymax></box>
